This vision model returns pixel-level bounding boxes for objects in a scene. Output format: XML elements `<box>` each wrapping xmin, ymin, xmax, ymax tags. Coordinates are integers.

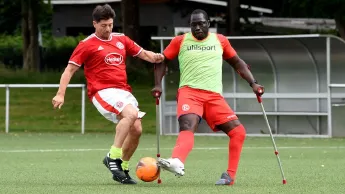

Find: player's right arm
<box><xmin>52</xmin><ymin>42</ymin><xmax>87</xmax><ymax>109</ymax></box>
<box><xmin>151</xmin><ymin>35</ymin><xmax>184</xmax><ymax>98</ymax></box>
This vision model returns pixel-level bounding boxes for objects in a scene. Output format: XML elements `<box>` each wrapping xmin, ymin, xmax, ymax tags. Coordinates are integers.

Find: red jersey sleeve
<box><xmin>69</xmin><ymin>41</ymin><xmax>88</xmax><ymax>67</ymax></box>
<box><xmin>217</xmin><ymin>34</ymin><xmax>237</xmax><ymax>60</ymax></box>
<box><xmin>124</xmin><ymin>35</ymin><xmax>143</xmax><ymax>57</ymax></box>
<box><xmin>163</xmin><ymin>35</ymin><xmax>184</xmax><ymax>60</ymax></box>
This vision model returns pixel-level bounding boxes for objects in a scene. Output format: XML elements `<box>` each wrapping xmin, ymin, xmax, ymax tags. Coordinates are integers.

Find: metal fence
<box><xmin>152</xmin><ymin>34</ymin><xmax>345</xmax><ymax>138</ymax></box>
<box><xmin>0</xmin><ymin>84</ymin><xmax>86</xmax><ymax>134</ymax></box>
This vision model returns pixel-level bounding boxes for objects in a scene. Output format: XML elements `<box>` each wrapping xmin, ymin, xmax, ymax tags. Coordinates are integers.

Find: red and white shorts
<box><xmin>92</xmin><ymin>88</ymin><xmax>146</xmax><ymax>123</ymax></box>
<box><xmin>177</xmin><ymin>86</ymin><xmax>238</xmax><ymax>131</ymax></box>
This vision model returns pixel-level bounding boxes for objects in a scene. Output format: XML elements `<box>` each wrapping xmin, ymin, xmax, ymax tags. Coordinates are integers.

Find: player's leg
<box><xmin>203</xmin><ymin>93</ymin><xmax>246</xmax><ymax>185</ymax></box>
<box><xmin>171</xmin><ymin>114</ymin><xmax>200</xmax><ymax>162</ymax></box>
<box><xmin>158</xmin><ymin>86</ymin><xmax>203</xmax><ymax>176</ymax></box>
<box><xmin>115</xmin><ymin>92</ymin><xmax>145</xmax><ymax>183</ymax></box>
<box><xmin>121</xmin><ymin>119</ymin><xmax>142</xmax><ymax>181</ymax></box>
<box><xmin>158</xmin><ymin>114</ymin><xmax>200</xmax><ymax>176</ymax></box>
<box><xmin>104</xmin><ymin>104</ymin><xmax>138</xmax><ymax>184</ymax></box>
<box><xmin>120</xmin><ymin>93</ymin><xmax>145</xmax><ymax>168</ymax></box>
<box><xmin>92</xmin><ymin>88</ymin><xmax>143</xmax><ymax>184</ymax></box>
<box><xmin>215</xmin><ymin>119</ymin><xmax>245</xmax><ymax>186</ymax></box>
<box><xmin>112</xmin><ymin>104</ymin><xmax>138</xmax><ymax>154</ymax></box>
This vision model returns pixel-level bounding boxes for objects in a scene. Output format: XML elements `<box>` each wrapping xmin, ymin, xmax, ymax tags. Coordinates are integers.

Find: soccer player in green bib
<box><xmin>152</xmin><ymin>9</ymin><xmax>264</xmax><ymax>185</ymax></box>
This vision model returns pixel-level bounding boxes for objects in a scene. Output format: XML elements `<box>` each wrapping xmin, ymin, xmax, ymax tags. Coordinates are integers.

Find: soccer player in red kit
<box><xmin>52</xmin><ymin>4</ymin><xmax>164</xmax><ymax>184</ymax></box>
<box><xmin>152</xmin><ymin>9</ymin><xmax>264</xmax><ymax>185</ymax></box>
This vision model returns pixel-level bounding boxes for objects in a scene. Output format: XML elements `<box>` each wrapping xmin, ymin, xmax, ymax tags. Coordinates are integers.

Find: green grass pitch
<box><xmin>1</xmin><ymin>133</ymin><xmax>345</xmax><ymax>194</ymax></box>
<box><xmin>0</xmin><ymin>73</ymin><xmax>344</xmax><ymax>193</ymax></box>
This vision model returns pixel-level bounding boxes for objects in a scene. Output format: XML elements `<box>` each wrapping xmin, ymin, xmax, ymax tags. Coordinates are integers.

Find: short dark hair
<box><xmin>92</xmin><ymin>4</ymin><xmax>116</xmax><ymax>22</ymax></box>
<box><xmin>191</xmin><ymin>9</ymin><xmax>209</xmax><ymax>20</ymax></box>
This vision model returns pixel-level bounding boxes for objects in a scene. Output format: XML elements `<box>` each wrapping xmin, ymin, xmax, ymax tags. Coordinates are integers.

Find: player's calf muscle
<box><xmin>130</xmin><ymin>120</ymin><xmax>142</xmax><ymax>137</ymax></box>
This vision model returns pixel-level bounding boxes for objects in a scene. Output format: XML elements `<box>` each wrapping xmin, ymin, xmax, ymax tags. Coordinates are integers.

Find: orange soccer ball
<box><xmin>136</xmin><ymin>157</ymin><xmax>160</xmax><ymax>182</ymax></box>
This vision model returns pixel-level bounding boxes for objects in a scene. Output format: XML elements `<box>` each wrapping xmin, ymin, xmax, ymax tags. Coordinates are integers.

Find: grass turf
<box><xmin>1</xmin><ymin>133</ymin><xmax>345</xmax><ymax>194</ymax></box>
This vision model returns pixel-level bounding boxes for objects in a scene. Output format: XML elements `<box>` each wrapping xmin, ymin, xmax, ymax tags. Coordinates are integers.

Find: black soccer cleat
<box><xmin>124</xmin><ymin>170</ymin><xmax>137</xmax><ymax>184</ymax></box>
<box><xmin>103</xmin><ymin>153</ymin><xmax>136</xmax><ymax>184</ymax></box>
<box><xmin>215</xmin><ymin>172</ymin><xmax>233</xmax><ymax>185</ymax></box>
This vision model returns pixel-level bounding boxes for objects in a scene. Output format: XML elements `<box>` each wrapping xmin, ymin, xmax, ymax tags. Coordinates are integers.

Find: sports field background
<box><xmin>1</xmin><ymin>134</ymin><xmax>345</xmax><ymax>194</ymax></box>
<box><xmin>0</xmin><ymin>70</ymin><xmax>344</xmax><ymax>193</ymax></box>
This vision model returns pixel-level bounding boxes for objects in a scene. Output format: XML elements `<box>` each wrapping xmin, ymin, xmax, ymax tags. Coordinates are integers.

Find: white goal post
<box><xmin>0</xmin><ymin>84</ymin><xmax>86</xmax><ymax>134</ymax></box>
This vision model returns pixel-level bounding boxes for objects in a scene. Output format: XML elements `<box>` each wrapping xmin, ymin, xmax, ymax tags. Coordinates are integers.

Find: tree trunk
<box><xmin>21</xmin><ymin>0</ymin><xmax>29</xmax><ymax>70</ymax></box>
<box><xmin>22</xmin><ymin>0</ymin><xmax>40</xmax><ymax>72</ymax></box>
<box><xmin>226</xmin><ymin>0</ymin><xmax>240</xmax><ymax>36</ymax></box>
<box><xmin>29</xmin><ymin>0</ymin><xmax>40</xmax><ymax>71</ymax></box>
<box><xmin>121</xmin><ymin>0</ymin><xmax>142</xmax><ymax>70</ymax></box>
<box><xmin>121</xmin><ymin>0</ymin><xmax>140</xmax><ymax>44</ymax></box>
<box><xmin>335</xmin><ymin>16</ymin><xmax>345</xmax><ymax>40</ymax></box>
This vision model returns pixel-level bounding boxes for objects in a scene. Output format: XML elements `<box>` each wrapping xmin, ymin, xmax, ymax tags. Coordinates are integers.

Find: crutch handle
<box><xmin>256</xmin><ymin>88</ymin><xmax>264</xmax><ymax>103</ymax></box>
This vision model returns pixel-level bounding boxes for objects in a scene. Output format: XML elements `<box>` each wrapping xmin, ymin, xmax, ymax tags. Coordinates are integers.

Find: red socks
<box><xmin>171</xmin><ymin>130</ymin><xmax>194</xmax><ymax>163</ymax></box>
<box><xmin>170</xmin><ymin>125</ymin><xmax>246</xmax><ymax>186</ymax></box>
<box><xmin>227</xmin><ymin>124</ymin><xmax>246</xmax><ymax>183</ymax></box>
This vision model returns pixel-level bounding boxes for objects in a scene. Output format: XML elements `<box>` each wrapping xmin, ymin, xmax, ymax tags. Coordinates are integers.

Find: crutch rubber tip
<box><xmin>158</xmin><ymin>178</ymin><xmax>162</xmax><ymax>184</ymax></box>
<box><xmin>283</xmin><ymin>179</ymin><xmax>287</xmax><ymax>184</ymax></box>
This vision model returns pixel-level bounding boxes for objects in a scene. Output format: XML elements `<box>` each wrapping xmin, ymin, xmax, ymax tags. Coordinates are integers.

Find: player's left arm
<box><xmin>124</xmin><ymin>35</ymin><xmax>164</xmax><ymax>63</ymax></box>
<box><xmin>137</xmin><ymin>50</ymin><xmax>164</xmax><ymax>63</ymax></box>
<box><xmin>219</xmin><ymin>34</ymin><xmax>264</xmax><ymax>95</ymax></box>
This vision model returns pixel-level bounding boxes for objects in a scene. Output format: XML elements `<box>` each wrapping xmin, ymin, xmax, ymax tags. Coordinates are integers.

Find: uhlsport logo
<box><xmin>187</xmin><ymin>45</ymin><xmax>216</xmax><ymax>51</ymax></box>
<box><xmin>104</xmin><ymin>53</ymin><xmax>123</xmax><ymax>65</ymax></box>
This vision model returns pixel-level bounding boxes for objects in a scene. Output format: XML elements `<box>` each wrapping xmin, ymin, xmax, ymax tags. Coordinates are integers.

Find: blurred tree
<box><xmin>0</xmin><ymin>0</ymin><xmax>21</xmax><ymax>35</ymax></box>
<box><xmin>121</xmin><ymin>0</ymin><xmax>142</xmax><ymax>69</ymax></box>
<box><xmin>1</xmin><ymin>0</ymin><xmax>52</xmax><ymax>71</ymax></box>
<box><xmin>226</xmin><ymin>0</ymin><xmax>241</xmax><ymax>36</ymax></box>
<box><xmin>22</xmin><ymin>0</ymin><xmax>52</xmax><ymax>71</ymax></box>
<box><xmin>0</xmin><ymin>0</ymin><xmax>52</xmax><ymax>35</ymax></box>
<box><xmin>288</xmin><ymin>0</ymin><xmax>345</xmax><ymax>39</ymax></box>
<box><xmin>22</xmin><ymin>0</ymin><xmax>39</xmax><ymax>71</ymax></box>
<box><xmin>121</xmin><ymin>0</ymin><xmax>140</xmax><ymax>43</ymax></box>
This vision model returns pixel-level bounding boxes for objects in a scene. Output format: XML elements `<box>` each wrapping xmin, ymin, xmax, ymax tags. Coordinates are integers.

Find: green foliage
<box><xmin>42</xmin><ymin>35</ymin><xmax>87</xmax><ymax>71</ymax></box>
<box><xmin>0</xmin><ymin>0</ymin><xmax>21</xmax><ymax>35</ymax></box>
<box><xmin>36</xmin><ymin>0</ymin><xmax>54</xmax><ymax>34</ymax></box>
<box><xmin>0</xmin><ymin>0</ymin><xmax>53</xmax><ymax>35</ymax></box>
<box><xmin>0</xmin><ymin>34</ymin><xmax>86</xmax><ymax>71</ymax></box>
<box><xmin>0</xmin><ymin>35</ymin><xmax>23</xmax><ymax>69</ymax></box>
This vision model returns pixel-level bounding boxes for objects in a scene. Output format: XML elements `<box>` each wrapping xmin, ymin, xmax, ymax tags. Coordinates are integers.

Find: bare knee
<box><xmin>120</xmin><ymin>104</ymin><xmax>138</xmax><ymax>123</ymax></box>
<box><xmin>217</xmin><ymin>119</ymin><xmax>242</xmax><ymax>134</ymax></box>
<box><xmin>130</xmin><ymin>120</ymin><xmax>142</xmax><ymax>138</ymax></box>
<box><xmin>178</xmin><ymin>114</ymin><xmax>200</xmax><ymax>133</ymax></box>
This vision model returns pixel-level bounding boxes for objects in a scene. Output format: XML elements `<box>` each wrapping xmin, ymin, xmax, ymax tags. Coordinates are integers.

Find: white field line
<box><xmin>1</xmin><ymin>146</ymin><xmax>345</xmax><ymax>153</ymax></box>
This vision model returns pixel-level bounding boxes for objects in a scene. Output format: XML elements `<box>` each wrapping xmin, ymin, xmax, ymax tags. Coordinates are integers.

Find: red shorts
<box><xmin>177</xmin><ymin>86</ymin><xmax>238</xmax><ymax>131</ymax></box>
